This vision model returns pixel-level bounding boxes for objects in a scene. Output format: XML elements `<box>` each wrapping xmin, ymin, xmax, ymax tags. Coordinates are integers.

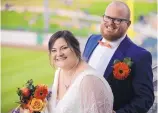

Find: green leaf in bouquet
<box><xmin>123</xmin><ymin>57</ymin><xmax>133</xmax><ymax>67</ymax></box>
<box><xmin>113</xmin><ymin>59</ymin><xmax>120</xmax><ymax>64</ymax></box>
<box><xmin>30</xmin><ymin>85</ymin><xmax>35</xmax><ymax>91</ymax></box>
<box><xmin>17</xmin><ymin>88</ymin><xmax>21</xmax><ymax>96</ymax></box>
<box><xmin>29</xmin><ymin>85</ymin><xmax>35</xmax><ymax>96</ymax></box>
<box><xmin>26</xmin><ymin>79</ymin><xmax>33</xmax><ymax>86</ymax></box>
<box><xmin>123</xmin><ymin>57</ymin><xmax>131</xmax><ymax>62</ymax></box>
<box><xmin>15</xmin><ymin>101</ymin><xmax>21</xmax><ymax>104</ymax></box>
<box><xmin>26</xmin><ymin>79</ymin><xmax>35</xmax><ymax>93</ymax></box>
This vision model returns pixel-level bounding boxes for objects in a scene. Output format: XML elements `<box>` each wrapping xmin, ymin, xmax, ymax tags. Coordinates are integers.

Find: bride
<box><xmin>44</xmin><ymin>30</ymin><xmax>113</xmax><ymax>113</ymax></box>
<box><xmin>19</xmin><ymin>30</ymin><xmax>113</xmax><ymax>113</ymax></box>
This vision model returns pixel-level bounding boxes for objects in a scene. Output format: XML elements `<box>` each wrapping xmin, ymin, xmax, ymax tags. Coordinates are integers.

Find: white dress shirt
<box><xmin>88</xmin><ymin>35</ymin><xmax>126</xmax><ymax>76</ymax></box>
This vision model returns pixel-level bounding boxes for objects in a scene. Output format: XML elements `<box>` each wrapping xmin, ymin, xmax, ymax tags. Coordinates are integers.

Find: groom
<box><xmin>83</xmin><ymin>1</ymin><xmax>154</xmax><ymax>113</ymax></box>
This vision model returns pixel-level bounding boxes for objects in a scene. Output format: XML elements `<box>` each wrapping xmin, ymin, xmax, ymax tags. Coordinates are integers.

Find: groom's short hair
<box><xmin>108</xmin><ymin>1</ymin><xmax>131</xmax><ymax>20</ymax></box>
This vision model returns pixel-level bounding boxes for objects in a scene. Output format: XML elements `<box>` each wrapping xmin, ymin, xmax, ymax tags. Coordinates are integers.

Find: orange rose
<box><xmin>29</xmin><ymin>98</ymin><xmax>44</xmax><ymax>112</ymax></box>
<box><xmin>113</xmin><ymin>62</ymin><xmax>131</xmax><ymax>80</ymax></box>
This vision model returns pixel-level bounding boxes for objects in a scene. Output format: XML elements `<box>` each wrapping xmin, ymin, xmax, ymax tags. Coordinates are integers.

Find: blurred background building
<box><xmin>1</xmin><ymin>0</ymin><xmax>157</xmax><ymax>113</ymax></box>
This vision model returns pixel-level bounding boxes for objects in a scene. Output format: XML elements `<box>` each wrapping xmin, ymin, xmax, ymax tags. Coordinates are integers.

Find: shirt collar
<box><xmin>102</xmin><ymin>34</ymin><xmax>126</xmax><ymax>48</ymax></box>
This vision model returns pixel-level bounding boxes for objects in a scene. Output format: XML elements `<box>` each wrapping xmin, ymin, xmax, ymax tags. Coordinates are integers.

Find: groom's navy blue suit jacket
<box><xmin>83</xmin><ymin>34</ymin><xmax>154</xmax><ymax>113</ymax></box>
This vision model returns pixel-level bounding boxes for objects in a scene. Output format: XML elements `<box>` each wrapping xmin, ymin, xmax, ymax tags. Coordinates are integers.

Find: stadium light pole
<box><xmin>44</xmin><ymin>0</ymin><xmax>49</xmax><ymax>33</ymax></box>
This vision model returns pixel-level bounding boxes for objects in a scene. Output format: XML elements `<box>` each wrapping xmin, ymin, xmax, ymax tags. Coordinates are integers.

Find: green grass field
<box><xmin>2</xmin><ymin>0</ymin><xmax>105</xmax><ymax>9</ymax></box>
<box><xmin>1</xmin><ymin>47</ymin><xmax>55</xmax><ymax>113</ymax></box>
<box><xmin>1</xmin><ymin>11</ymin><xmax>90</xmax><ymax>36</ymax></box>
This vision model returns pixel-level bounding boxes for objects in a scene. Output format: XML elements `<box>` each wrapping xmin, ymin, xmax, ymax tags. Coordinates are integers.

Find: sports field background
<box><xmin>1</xmin><ymin>0</ymin><xmax>157</xmax><ymax>112</ymax></box>
<box><xmin>1</xmin><ymin>47</ymin><xmax>55</xmax><ymax>112</ymax></box>
<box><xmin>1</xmin><ymin>0</ymin><xmax>157</xmax><ymax>36</ymax></box>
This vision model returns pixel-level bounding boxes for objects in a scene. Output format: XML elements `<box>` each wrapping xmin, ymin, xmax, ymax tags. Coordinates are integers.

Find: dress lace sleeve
<box><xmin>79</xmin><ymin>75</ymin><xmax>113</xmax><ymax>113</ymax></box>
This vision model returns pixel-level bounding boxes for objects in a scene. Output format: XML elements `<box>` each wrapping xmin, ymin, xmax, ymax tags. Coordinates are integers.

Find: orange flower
<box><xmin>21</xmin><ymin>87</ymin><xmax>30</xmax><ymax>97</ymax></box>
<box><xmin>34</xmin><ymin>84</ymin><xmax>48</xmax><ymax>100</ymax></box>
<box><xmin>113</xmin><ymin>62</ymin><xmax>131</xmax><ymax>80</ymax></box>
<box><xmin>29</xmin><ymin>98</ymin><xmax>44</xmax><ymax>112</ymax></box>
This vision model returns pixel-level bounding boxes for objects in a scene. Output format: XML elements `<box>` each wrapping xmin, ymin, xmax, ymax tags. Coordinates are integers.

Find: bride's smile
<box><xmin>50</xmin><ymin>38</ymin><xmax>79</xmax><ymax>70</ymax></box>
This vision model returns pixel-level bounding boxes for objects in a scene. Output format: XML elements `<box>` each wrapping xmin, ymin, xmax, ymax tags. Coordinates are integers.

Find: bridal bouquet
<box><xmin>12</xmin><ymin>79</ymin><xmax>49</xmax><ymax>113</ymax></box>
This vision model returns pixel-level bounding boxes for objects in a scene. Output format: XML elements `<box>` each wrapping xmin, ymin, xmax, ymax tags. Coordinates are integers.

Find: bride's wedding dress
<box><xmin>44</xmin><ymin>67</ymin><xmax>113</xmax><ymax>113</ymax></box>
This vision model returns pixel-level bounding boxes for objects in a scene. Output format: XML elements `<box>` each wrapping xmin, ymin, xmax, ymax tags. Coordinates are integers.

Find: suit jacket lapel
<box><xmin>86</xmin><ymin>35</ymin><xmax>102</xmax><ymax>62</ymax></box>
<box><xmin>104</xmin><ymin>36</ymin><xmax>131</xmax><ymax>78</ymax></box>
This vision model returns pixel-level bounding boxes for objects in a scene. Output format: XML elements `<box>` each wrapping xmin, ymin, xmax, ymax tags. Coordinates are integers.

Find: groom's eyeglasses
<box><xmin>102</xmin><ymin>14</ymin><xmax>130</xmax><ymax>25</ymax></box>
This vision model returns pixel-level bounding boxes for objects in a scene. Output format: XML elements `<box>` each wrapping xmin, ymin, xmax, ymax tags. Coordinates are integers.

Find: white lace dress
<box><xmin>44</xmin><ymin>67</ymin><xmax>113</xmax><ymax>113</ymax></box>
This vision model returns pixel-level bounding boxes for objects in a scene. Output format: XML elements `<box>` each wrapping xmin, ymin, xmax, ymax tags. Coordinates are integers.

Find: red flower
<box><xmin>21</xmin><ymin>87</ymin><xmax>30</xmax><ymax>97</ymax></box>
<box><xmin>113</xmin><ymin>62</ymin><xmax>131</xmax><ymax>80</ymax></box>
<box><xmin>34</xmin><ymin>84</ymin><xmax>48</xmax><ymax>100</ymax></box>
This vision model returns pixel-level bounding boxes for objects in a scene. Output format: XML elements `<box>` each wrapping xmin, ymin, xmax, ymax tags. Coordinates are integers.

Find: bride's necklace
<box><xmin>63</xmin><ymin>71</ymin><xmax>75</xmax><ymax>90</ymax></box>
<box><xmin>62</xmin><ymin>60</ymin><xmax>80</xmax><ymax>90</ymax></box>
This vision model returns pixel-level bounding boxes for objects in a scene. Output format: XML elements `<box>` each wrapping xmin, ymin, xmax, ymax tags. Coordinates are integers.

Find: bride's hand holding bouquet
<box><xmin>12</xmin><ymin>79</ymin><xmax>49</xmax><ymax>113</ymax></box>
